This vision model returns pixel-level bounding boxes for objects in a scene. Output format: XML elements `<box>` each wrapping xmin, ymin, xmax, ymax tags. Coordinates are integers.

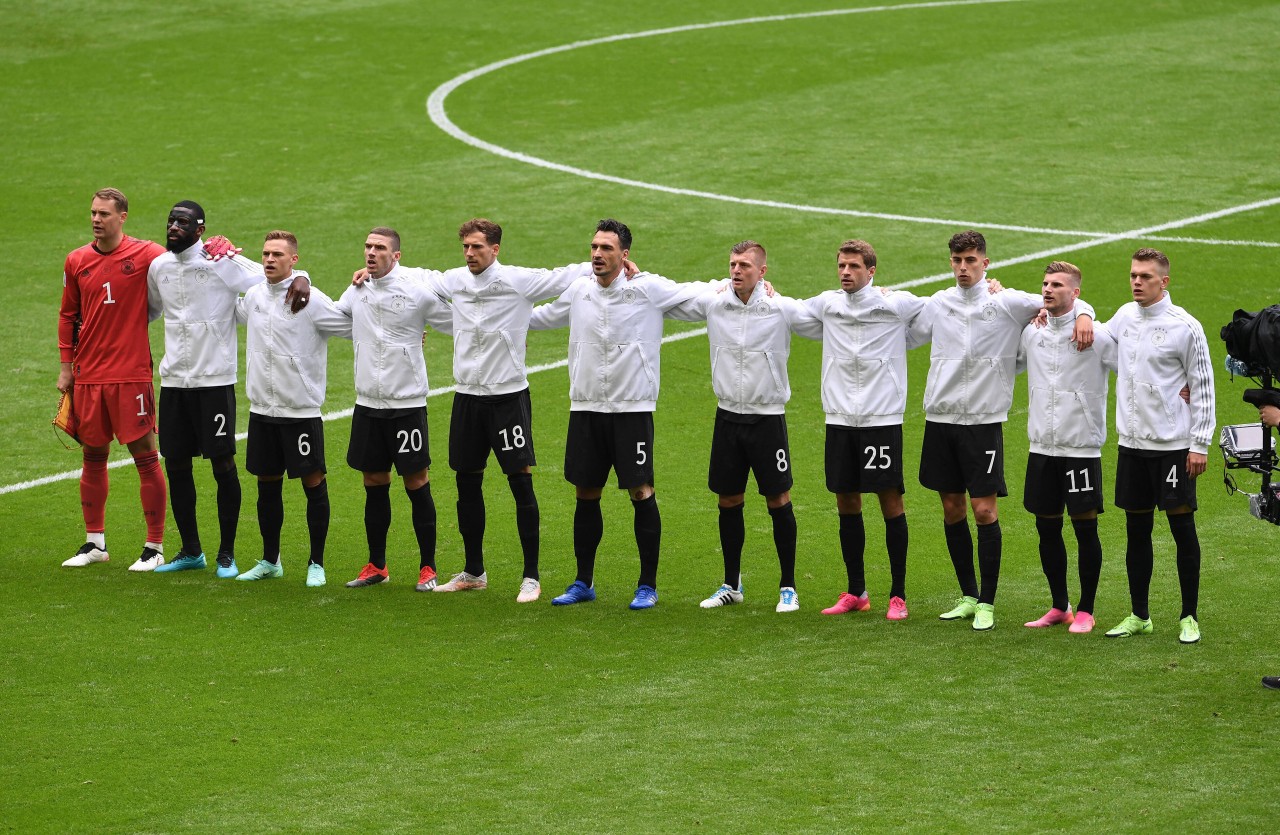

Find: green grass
<box><xmin>3</xmin><ymin>0</ymin><xmax>1280</xmax><ymax>830</ymax></box>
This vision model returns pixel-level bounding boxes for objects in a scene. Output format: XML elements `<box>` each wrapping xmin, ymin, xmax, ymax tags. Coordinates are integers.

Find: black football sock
<box><xmin>976</xmin><ymin>520</ymin><xmax>1002</xmax><ymax>605</ymax></box>
<box><xmin>1035</xmin><ymin>516</ymin><xmax>1070</xmax><ymax>611</ymax></box>
<box><xmin>945</xmin><ymin>519</ymin><xmax>978</xmax><ymax>599</ymax></box>
<box><xmin>508</xmin><ymin>473</ymin><xmax>540</xmax><ymax>580</ymax></box>
<box><xmin>1169</xmin><ymin>511</ymin><xmax>1201</xmax><ymax>620</ymax></box>
<box><xmin>1125</xmin><ymin>511</ymin><xmax>1155</xmax><ymax>620</ymax></box>
<box><xmin>257</xmin><ymin>479</ymin><xmax>284</xmax><ymax>564</ymax></box>
<box><xmin>573</xmin><ymin>497</ymin><xmax>603</xmax><ymax>586</ymax></box>
<box><xmin>407</xmin><ymin>481</ymin><xmax>437</xmax><ymax>571</ymax></box>
<box><xmin>212</xmin><ymin>460</ymin><xmax>241</xmax><ymax>556</ymax></box>
<box><xmin>769</xmin><ymin>501</ymin><xmax>797</xmax><ymax>589</ymax></box>
<box><xmin>456</xmin><ymin>471</ymin><xmax>485</xmax><ymax>576</ymax></box>
<box><xmin>885</xmin><ymin>513</ymin><xmax>908</xmax><ymax>600</ymax></box>
<box><xmin>838</xmin><ymin>512</ymin><xmax>866</xmax><ymax>596</ymax></box>
<box><xmin>303</xmin><ymin>480</ymin><xmax>330</xmax><ymax>567</ymax></box>
<box><xmin>364</xmin><ymin>483</ymin><xmax>392</xmax><ymax>570</ymax></box>
<box><xmin>633</xmin><ymin>494</ymin><xmax>661</xmax><ymax>589</ymax></box>
<box><xmin>165</xmin><ymin>457</ymin><xmax>201</xmax><ymax>556</ymax></box>
<box><xmin>1072</xmin><ymin>517</ymin><xmax>1102</xmax><ymax>614</ymax></box>
<box><xmin>718</xmin><ymin>502</ymin><xmax>745</xmax><ymax>588</ymax></box>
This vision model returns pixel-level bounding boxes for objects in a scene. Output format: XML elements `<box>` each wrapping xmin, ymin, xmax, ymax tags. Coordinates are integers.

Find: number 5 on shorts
<box><xmin>636</xmin><ymin>441</ymin><xmax>647</xmax><ymax>465</ymax></box>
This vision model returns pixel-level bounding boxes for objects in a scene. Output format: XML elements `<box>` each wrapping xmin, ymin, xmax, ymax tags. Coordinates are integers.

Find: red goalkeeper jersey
<box><xmin>59</xmin><ymin>236</ymin><xmax>165</xmax><ymax>384</ymax></box>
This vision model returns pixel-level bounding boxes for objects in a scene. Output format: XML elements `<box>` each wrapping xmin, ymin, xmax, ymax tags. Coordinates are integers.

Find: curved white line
<box><xmin>426</xmin><ymin>0</ymin><xmax>1121</xmax><ymax>239</ymax></box>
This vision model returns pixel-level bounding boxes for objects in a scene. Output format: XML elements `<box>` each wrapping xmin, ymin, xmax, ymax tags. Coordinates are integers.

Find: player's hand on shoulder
<box><xmin>623</xmin><ymin>258</ymin><xmax>640</xmax><ymax>279</ymax></box>
<box><xmin>986</xmin><ymin>278</ymin><xmax>1003</xmax><ymax>293</ymax></box>
<box><xmin>204</xmin><ymin>235</ymin><xmax>242</xmax><ymax>262</ymax></box>
<box><xmin>1072</xmin><ymin>314</ymin><xmax>1094</xmax><ymax>350</ymax></box>
<box><xmin>352</xmin><ymin>268</ymin><xmax>370</xmax><ymax>286</ymax></box>
<box><xmin>286</xmin><ymin>273</ymin><xmax>311</xmax><ymax>314</ymax></box>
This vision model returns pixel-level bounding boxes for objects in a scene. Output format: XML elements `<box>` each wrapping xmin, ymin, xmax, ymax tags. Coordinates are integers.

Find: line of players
<box><xmin>57</xmin><ymin>189</ymin><xmax>1215</xmax><ymax>641</ymax></box>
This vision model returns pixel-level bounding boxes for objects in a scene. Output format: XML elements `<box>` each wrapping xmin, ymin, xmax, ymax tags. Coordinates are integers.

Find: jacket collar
<box><xmin>1138</xmin><ymin>292</ymin><xmax>1172</xmax><ymax>317</ymax></box>
<box><xmin>175</xmin><ymin>238</ymin><xmax>205</xmax><ymax>264</ymax></box>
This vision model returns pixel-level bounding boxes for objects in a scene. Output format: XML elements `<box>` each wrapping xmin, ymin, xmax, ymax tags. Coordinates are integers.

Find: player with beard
<box><xmin>146</xmin><ymin>201</ymin><xmax>310</xmax><ymax>577</ymax></box>
<box><xmin>529</xmin><ymin>219</ymin><xmax>706</xmax><ymax>610</ymax></box>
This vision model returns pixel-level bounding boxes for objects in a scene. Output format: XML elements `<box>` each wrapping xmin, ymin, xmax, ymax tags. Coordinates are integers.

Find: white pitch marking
<box><xmin>1130</xmin><ymin>234</ymin><xmax>1280</xmax><ymax>248</ymax></box>
<box><xmin>890</xmin><ymin>195</ymin><xmax>1280</xmax><ymax>289</ymax></box>
<box><xmin>426</xmin><ymin>0</ymin><xmax>1120</xmax><ymax>240</ymax></box>
<box><xmin>427</xmin><ymin>0</ymin><xmax>1280</xmax><ymax>247</ymax></box>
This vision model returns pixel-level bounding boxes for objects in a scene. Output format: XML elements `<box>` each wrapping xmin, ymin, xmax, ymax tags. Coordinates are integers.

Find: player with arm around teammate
<box><xmin>407</xmin><ymin>219</ymin><xmax>595</xmax><ymax>602</ymax></box>
<box><xmin>800</xmin><ymin>239</ymin><xmax>925</xmax><ymax>621</ymax></box>
<box><xmin>1016</xmin><ymin>261</ymin><xmax>1117</xmax><ymax>634</ymax></box>
<box><xmin>146</xmin><ymin>201</ymin><xmax>310</xmax><ymax>578</ymax></box>
<box><xmin>1102</xmin><ymin>248</ymin><xmax>1215</xmax><ymax>644</ymax></box>
<box><xmin>909</xmin><ymin>230</ymin><xmax>1093</xmax><ymax>631</ymax></box>
<box><xmin>336</xmin><ymin>228</ymin><xmax>453</xmax><ymax>591</ymax></box>
<box><xmin>529</xmin><ymin>219</ymin><xmax>706</xmax><ymax>610</ymax></box>
<box><xmin>234</xmin><ymin>231</ymin><xmax>351</xmax><ymax>585</ymax></box>
<box><xmin>58</xmin><ymin>188</ymin><xmax>170</xmax><ymax>571</ymax></box>
<box><xmin>666</xmin><ymin>240</ymin><xmax>820</xmax><ymax>613</ymax></box>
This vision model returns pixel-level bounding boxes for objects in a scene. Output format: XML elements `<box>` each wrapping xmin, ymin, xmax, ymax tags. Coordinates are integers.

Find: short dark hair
<box><xmin>1132</xmin><ymin>247</ymin><xmax>1170</xmax><ymax>272</ymax></box>
<box><xmin>369</xmin><ymin>226</ymin><xmax>401</xmax><ymax>251</ymax></box>
<box><xmin>93</xmin><ymin>188</ymin><xmax>128</xmax><ymax>212</ymax></box>
<box><xmin>948</xmin><ymin>230</ymin><xmax>986</xmax><ymax>254</ymax></box>
<box><xmin>265</xmin><ymin>230</ymin><xmax>298</xmax><ymax>252</ymax></box>
<box><xmin>171</xmin><ymin>200</ymin><xmax>205</xmax><ymax>225</ymax></box>
<box><xmin>838</xmin><ymin>239</ymin><xmax>877</xmax><ymax>269</ymax></box>
<box><xmin>596</xmin><ymin>218</ymin><xmax>632</xmax><ymax>251</ymax></box>
<box><xmin>730</xmin><ymin>240</ymin><xmax>766</xmax><ymax>261</ymax></box>
<box><xmin>459</xmin><ymin>218</ymin><xmax>502</xmax><ymax>245</ymax></box>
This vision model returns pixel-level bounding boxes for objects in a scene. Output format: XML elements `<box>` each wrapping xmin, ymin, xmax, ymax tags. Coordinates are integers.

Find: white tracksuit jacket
<box><xmin>148</xmin><ymin>239</ymin><xmax>264</xmax><ymax>388</ymax></box>
<box><xmin>404</xmin><ymin>259</ymin><xmax>592</xmax><ymax>396</ymax></box>
<box><xmin>236</xmin><ymin>273</ymin><xmax>352</xmax><ymax>419</ymax></box>
<box><xmin>666</xmin><ymin>279</ymin><xmax>819</xmax><ymax>416</ymax></box>
<box><xmin>1101</xmin><ymin>293</ymin><xmax>1216</xmax><ymax>455</ymax></box>
<box><xmin>335</xmin><ymin>264</ymin><xmax>453</xmax><ymax>410</ymax></box>
<box><xmin>1016</xmin><ymin>305</ymin><xmax>1116</xmax><ymax>458</ymax></box>
<box><xmin>802</xmin><ymin>280</ymin><xmax>926</xmax><ymax>428</ymax></box>
<box><xmin>909</xmin><ymin>278</ymin><xmax>1093</xmax><ymax>425</ymax></box>
<box><xmin>528</xmin><ymin>271</ymin><xmax>705</xmax><ymax>413</ymax></box>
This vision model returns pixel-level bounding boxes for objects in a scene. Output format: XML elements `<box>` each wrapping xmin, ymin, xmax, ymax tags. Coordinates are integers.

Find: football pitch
<box><xmin>4</xmin><ymin>0</ymin><xmax>1280</xmax><ymax>830</ymax></box>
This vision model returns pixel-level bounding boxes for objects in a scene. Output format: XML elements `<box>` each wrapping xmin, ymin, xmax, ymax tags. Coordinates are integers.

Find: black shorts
<box><xmin>708</xmin><ymin>410</ymin><xmax>793</xmax><ymax>497</ymax></box>
<box><xmin>449</xmin><ymin>389</ymin><xmax>536</xmax><ymax>473</ymax></box>
<box><xmin>246</xmin><ymin>414</ymin><xmax>326</xmax><ymax>479</ymax></box>
<box><xmin>1023</xmin><ymin>452</ymin><xmax>1105</xmax><ymax>517</ymax></box>
<box><xmin>825</xmin><ymin>424</ymin><xmax>906</xmax><ymax>495</ymax></box>
<box><xmin>158</xmin><ymin>385</ymin><xmax>237</xmax><ymax>460</ymax></box>
<box><xmin>347</xmin><ymin>404</ymin><xmax>431</xmax><ymax>475</ymax></box>
<box><xmin>918</xmin><ymin>421</ymin><xmax>1008</xmax><ymax>498</ymax></box>
<box><xmin>564</xmin><ymin>411</ymin><xmax>655</xmax><ymax>490</ymax></box>
<box><xmin>1114</xmin><ymin>447</ymin><xmax>1198</xmax><ymax>512</ymax></box>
